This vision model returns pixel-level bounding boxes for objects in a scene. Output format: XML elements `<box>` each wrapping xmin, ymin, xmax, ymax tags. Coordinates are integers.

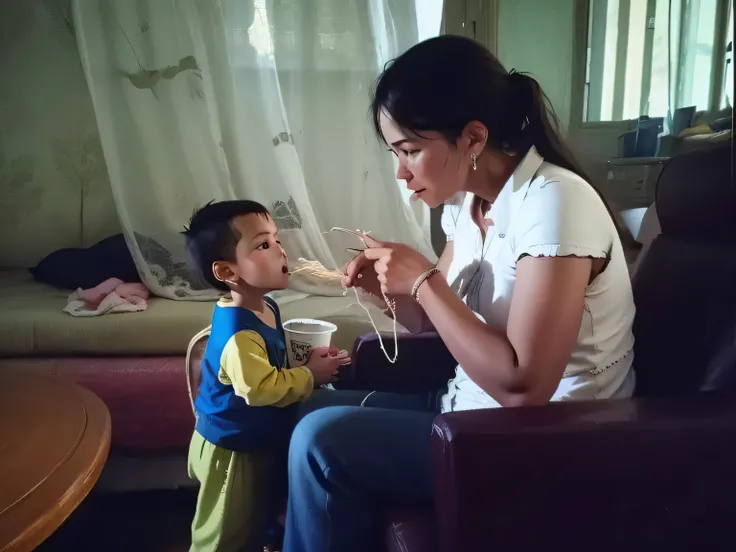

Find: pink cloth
<box><xmin>64</xmin><ymin>278</ymin><xmax>150</xmax><ymax>317</ymax></box>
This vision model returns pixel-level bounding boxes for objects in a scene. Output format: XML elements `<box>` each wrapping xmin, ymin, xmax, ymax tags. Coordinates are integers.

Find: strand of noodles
<box><xmin>325</xmin><ymin>227</ymin><xmax>372</xmax><ymax>244</ymax></box>
<box><xmin>288</xmin><ymin>259</ymin><xmax>398</xmax><ymax>363</ymax></box>
<box><xmin>330</xmin><ymin>226</ymin><xmax>399</xmax><ymax>364</ymax></box>
<box><xmin>288</xmin><ymin>245</ymin><xmax>398</xmax><ymax>363</ymax></box>
<box><xmin>351</xmin><ymin>277</ymin><xmax>398</xmax><ymax>364</ymax></box>
<box><xmin>326</xmin><ymin>227</ymin><xmax>397</xmax><ymax>363</ymax></box>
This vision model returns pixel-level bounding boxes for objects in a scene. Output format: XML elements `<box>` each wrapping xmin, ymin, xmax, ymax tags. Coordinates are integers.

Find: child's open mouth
<box><xmin>282</xmin><ymin>265</ymin><xmax>289</xmax><ymax>274</ymax></box>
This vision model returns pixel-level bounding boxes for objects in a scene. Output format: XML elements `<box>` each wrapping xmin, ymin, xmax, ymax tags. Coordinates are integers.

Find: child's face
<box><xmin>221</xmin><ymin>213</ymin><xmax>288</xmax><ymax>292</ymax></box>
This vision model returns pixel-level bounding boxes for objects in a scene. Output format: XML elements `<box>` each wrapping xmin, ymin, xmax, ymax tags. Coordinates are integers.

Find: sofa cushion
<box><xmin>0</xmin><ymin>357</ymin><xmax>193</xmax><ymax>452</ymax></box>
<box><xmin>0</xmin><ymin>272</ymin><xmax>392</xmax><ymax>356</ymax></box>
<box><xmin>29</xmin><ymin>234</ymin><xmax>139</xmax><ymax>290</ymax></box>
<box><xmin>633</xmin><ymin>143</ymin><xmax>736</xmax><ymax>396</ymax></box>
<box><xmin>0</xmin><ymin>271</ymin><xmax>212</xmax><ymax>356</ymax></box>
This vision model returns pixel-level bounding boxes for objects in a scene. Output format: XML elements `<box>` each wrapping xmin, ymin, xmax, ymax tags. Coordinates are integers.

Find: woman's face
<box><xmin>379</xmin><ymin>110</ymin><xmax>470</xmax><ymax>209</ymax></box>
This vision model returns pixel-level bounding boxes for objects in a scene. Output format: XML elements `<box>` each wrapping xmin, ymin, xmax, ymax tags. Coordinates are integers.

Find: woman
<box><xmin>283</xmin><ymin>35</ymin><xmax>635</xmax><ymax>552</ymax></box>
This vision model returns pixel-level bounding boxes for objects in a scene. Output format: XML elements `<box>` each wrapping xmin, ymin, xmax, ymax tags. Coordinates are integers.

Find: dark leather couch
<box><xmin>337</xmin><ymin>143</ymin><xmax>736</xmax><ymax>551</ymax></box>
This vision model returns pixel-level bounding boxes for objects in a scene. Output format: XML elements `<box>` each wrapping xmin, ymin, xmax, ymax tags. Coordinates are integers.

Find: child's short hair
<box><xmin>183</xmin><ymin>200</ymin><xmax>270</xmax><ymax>291</ymax></box>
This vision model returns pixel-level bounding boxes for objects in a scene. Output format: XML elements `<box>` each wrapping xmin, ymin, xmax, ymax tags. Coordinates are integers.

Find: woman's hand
<box><xmin>343</xmin><ymin>251</ymin><xmax>383</xmax><ymax>297</ymax></box>
<box><xmin>343</xmin><ymin>234</ymin><xmax>436</xmax><ymax>332</ymax></box>
<box><xmin>359</xmin><ymin>239</ymin><xmax>434</xmax><ymax>296</ymax></box>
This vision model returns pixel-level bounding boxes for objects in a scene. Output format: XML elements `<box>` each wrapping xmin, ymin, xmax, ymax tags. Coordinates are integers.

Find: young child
<box><xmin>183</xmin><ymin>200</ymin><xmax>349</xmax><ymax>552</ymax></box>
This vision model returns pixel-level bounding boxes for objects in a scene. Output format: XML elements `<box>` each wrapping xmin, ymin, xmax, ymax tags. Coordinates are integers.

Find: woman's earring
<box><xmin>471</xmin><ymin>153</ymin><xmax>477</xmax><ymax>171</ymax></box>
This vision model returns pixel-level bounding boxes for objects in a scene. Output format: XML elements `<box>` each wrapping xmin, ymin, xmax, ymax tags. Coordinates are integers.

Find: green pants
<box><xmin>188</xmin><ymin>431</ymin><xmax>273</xmax><ymax>552</ymax></box>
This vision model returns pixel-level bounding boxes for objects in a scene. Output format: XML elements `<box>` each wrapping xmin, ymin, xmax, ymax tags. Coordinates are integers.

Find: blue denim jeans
<box><xmin>283</xmin><ymin>389</ymin><xmax>440</xmax><ymax>552</ymax></box>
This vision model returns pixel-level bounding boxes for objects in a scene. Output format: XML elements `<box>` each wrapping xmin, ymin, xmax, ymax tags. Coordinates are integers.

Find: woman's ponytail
<box><xmin>512</xmin><ymin>72</ymin><xmax>638</xmax><ymax>251</ymax></box>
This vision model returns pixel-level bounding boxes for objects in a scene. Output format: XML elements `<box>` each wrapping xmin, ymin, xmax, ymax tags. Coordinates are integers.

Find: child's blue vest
<box><xmin>194</xmin><ymin>297</ymin><xmax>296</xmax><ymax>452</ymax></box>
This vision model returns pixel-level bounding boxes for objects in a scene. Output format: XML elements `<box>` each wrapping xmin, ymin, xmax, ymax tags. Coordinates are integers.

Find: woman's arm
<box><xmin>416</xmin><ymin>255</ymin><xmax>591</xmax><ymax>407</ymax></box>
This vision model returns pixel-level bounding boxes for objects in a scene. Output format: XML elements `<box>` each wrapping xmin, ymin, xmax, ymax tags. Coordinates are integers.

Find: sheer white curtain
<box><xmin>72</xmin><ymin>0</ymin><xmax>441</xmax><ymax>300</ymax></box>
<box><xmin>270</xmin><ymin>0</ymin><xmax>441</xmax><ymax>262</ymax></box>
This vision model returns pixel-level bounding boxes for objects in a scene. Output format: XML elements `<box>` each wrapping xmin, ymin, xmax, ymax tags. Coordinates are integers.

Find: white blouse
<box><xmin>440</xmin><ymin>147</ymin><xmax>636</xmax><ymax>412</ymax></box>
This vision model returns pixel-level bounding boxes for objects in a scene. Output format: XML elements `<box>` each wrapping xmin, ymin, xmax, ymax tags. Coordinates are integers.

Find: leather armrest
<box><xmin>431</xmin><ymin>394</ymin><xmax>736</xmax><ymax>551</ymax></box>
<box><xmin>335</xmin><ymin>332</ymin><xmax>456</xmax><ymax>393</ymax></box>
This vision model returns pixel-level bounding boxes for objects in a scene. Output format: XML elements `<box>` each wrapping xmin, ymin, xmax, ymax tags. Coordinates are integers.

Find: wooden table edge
<box><xmin>1</xmin><ymin>385</ymin><xmax>111</xmax><ymax>552</ymax></box>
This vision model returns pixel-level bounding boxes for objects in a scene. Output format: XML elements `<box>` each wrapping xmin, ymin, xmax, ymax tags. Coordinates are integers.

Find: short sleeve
<box><xmin>441</xmin><ymin>192</ymin><xmax>465</xmax><ymax>241</ymax></box>
<box><xmin>512</xmin><ymin>179</ymin><xmax>613</xmax><ymax>261</ymax></box>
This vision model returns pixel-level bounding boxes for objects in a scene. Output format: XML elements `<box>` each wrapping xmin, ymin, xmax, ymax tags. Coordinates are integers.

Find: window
<box><xmin>722</xmin><ymin>10</ymin><xmax>733</xmax><ymax>108</ymax></box>
<box><xmin>235</xmin><ymin>0</ymin><xmax>445</xmax><ymax>72</ymax></box>
<box><xmin>583</xmin><ymin>0</ymin><xmax>732</xmax><ymax>122</ymax></box>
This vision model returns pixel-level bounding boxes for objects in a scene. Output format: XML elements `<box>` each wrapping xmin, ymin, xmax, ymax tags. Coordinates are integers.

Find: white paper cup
<box><xmin>283</xmin><ymin>318</ymin><xmax>338</xmax><ymax>367</ymax></box>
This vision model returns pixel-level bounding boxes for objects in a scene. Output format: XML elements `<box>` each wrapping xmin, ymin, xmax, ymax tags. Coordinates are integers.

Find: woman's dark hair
<box><xmin>371</xmin><ymin>35</ymin><xmax>632</xmax><ymax>246</ymax></box>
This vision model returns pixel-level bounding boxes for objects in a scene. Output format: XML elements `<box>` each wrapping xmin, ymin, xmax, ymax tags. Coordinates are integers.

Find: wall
<box><xmin>496</xmin><ymin>0</ymin><xmax>575</xmax><ymax>131</ymax></box>
<box><xmin>495</xmin><ymin>0</ymin><xmax>627</xmax><ymax>201</ymax></box>
<box><xmin>0</xmin><ymin>0</ymin><xmax>119</xmax><ymax>269</ymax></box>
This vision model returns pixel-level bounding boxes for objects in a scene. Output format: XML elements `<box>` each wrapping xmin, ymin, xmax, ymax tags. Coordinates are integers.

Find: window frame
<box><xmin>709</xmin><ymin>0</ymin><xmax>733</xmax><ymax>111</ymax></box>
<box><xmin>571</xmin><ymin>0</ymin><xmax>733</xmax><ymax>129</ymax></box>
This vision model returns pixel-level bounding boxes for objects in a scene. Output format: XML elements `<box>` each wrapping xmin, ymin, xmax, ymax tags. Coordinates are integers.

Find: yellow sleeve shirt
<box><xmin>218</xmin><ymin>329</ymin><xmax>314</xmax><ymax>407</ymax></box>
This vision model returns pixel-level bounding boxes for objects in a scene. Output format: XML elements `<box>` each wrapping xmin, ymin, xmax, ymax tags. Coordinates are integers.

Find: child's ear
<box><xmin>212</xmin><ymin>261</ymin><xmax>238</xmax><ymax>286</ymax></box>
